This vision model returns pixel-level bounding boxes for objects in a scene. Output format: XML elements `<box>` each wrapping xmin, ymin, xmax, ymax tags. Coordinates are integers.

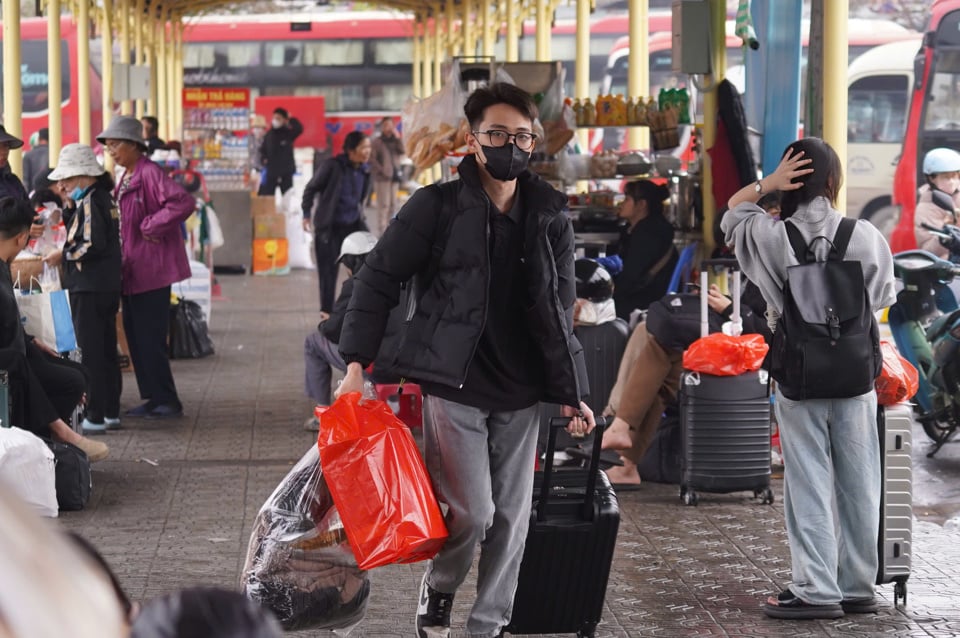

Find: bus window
<box><xmin>265</xmin><ymin>42</ymin><xmax>302</xmax><ymax>66</ymax></box>
<box><xmin>924</xmin><ymin>51</ymin><xmax>960</xmax><ymax>131</ymax></box>
<box><xmin>372</xmin><ymin>39</ymin><xmax>414</xmax><ymax>65</ymax></box>
<box><xmin>268</xmin><ymin>84</ymin><xmax>366</xmax><ymax>112</ymax></box>
<box><xmin>848</xmin><ymin>75</ymin><xmax>908</xmax><ymax>143</ymax></box>
<box><xmin>0</xmin><ymin>39</ymin><xmax>69</xmax><ymax>114</ymax></box>
<box><xmin>302</xmin><ymin>40</ymin><xmax>363</xmax><ymax>65</ymax></box>
<box><xmin>368</xmin><ymin>84</ymin><xmax>413</xmax><ymax>111</ymax></box>
<box><xmin>185</xmin><ymin>42</ymin><xmax>261</xmax><ymax>69</ymax></box>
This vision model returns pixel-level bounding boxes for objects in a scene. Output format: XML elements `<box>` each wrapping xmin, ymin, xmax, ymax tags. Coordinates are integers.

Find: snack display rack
<box><xmin>181</xmin><ymin>87</ymin><xmax>252</xmax><ymax>191</ymax></box>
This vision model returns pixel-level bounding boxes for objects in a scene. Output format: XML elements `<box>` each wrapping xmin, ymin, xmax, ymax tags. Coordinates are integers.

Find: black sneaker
<box><xmin>415</xmin><ymin>573</ymin><xmax>454</xmax><ymax>638</ymax></box>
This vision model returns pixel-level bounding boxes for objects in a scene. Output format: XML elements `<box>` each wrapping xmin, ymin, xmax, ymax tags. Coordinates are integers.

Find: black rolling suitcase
<box><xmin>538</xmin><ymin>319</ymin><xmax>628</xmax><ymax>457</ymax></box>
<box><xmin>877</xmin><ymin>404</ymin><xmax>912</xmax><ymax>606</ymax></box>
<box><xmin>507</xmin><ymin>417</ymin><xmax>619</xmax><ymax>638</ymax></box>
<box><xmin>679</xmin><ymin>263</ymin><xmax>773</xmax><ymax>505</ymax></box>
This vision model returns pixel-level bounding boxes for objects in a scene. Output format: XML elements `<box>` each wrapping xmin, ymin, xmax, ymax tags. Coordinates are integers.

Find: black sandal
<box><xmin>763</xmin><ymin>589</ymin><xmax>844</xmax><ymax>620</ymax></box>
<box><xmin>564</xmin><ymin>443</ymin><xmax>625</xmax><ymax>467</ymax></box>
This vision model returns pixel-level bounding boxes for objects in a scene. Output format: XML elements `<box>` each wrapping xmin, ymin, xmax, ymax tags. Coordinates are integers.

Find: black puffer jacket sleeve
<box><xmin>338</xmin><ymin>185</ymin><xmax>443</xmax><ymax>366</ymax></box>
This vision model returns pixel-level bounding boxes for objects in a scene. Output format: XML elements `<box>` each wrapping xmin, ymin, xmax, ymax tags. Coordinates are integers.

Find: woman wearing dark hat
<box><xmin>0</xmin><ymin>125</ymin><xmax>28</xmax><ymax>202</ymax></box>
<box><xmin>46</xmin><ymin>143</ymin><xmax>123</xmax><ymax>434</ymax></box>
<box><xmin>98</xmin><ymin>115</ymin><xmax>195</xmax><ymax>419</ymax></box>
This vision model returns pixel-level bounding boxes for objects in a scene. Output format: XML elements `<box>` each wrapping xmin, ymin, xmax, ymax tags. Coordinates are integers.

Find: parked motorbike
<box><xmin>888</xmin><ymin>190</ymin><xmax>960</xmax><ymax>456</ymax></box>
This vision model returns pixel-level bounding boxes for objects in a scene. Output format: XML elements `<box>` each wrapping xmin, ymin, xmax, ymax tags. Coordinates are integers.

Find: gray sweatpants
<box><xmin>303</xmin><ymin>331</ymin><xmax>347</xmax><ymax>405</ymax></box>
<box><xmin>422</xmin><ymin>395</ymin><xmax>540</xmax><ymax>638</ymax></box>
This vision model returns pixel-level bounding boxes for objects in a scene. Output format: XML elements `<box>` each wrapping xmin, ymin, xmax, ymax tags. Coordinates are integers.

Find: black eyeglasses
<box><xmin>473</xmin><ymin>130</ymin><xmax>537</xmax><ymax>151</ymax></box>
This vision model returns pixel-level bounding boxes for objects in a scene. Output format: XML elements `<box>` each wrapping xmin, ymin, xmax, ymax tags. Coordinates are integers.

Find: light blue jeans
<box><xmin>775</xmin><ymin>387</ymin><xmax>881</xmax><ymax>605</ymax></box>
<box><xmin>422</xmin><ymin>395</ymin><xmax>540</xmax><ymax>638</ymax></box>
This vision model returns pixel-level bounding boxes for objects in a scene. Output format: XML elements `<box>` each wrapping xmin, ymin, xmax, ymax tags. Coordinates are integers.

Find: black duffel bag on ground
<box><xmin>43</xmin><ymin>438</ymin><xmax>92</xmax><ymax>511</ymax></box>
<box><xmin>169</xmin><ymin>298</ymin><xmax>215</xmax><ymax>360</ymax></box>
<box><xmin>645</xmin><ymin>293</ymin><xmax>724</xmax><ymax>352</ymax></box>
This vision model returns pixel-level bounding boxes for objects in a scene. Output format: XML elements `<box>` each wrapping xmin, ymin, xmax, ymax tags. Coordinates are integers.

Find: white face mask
<box><xmin>933</xmin><ymin>174</ymin><xmax>960</xmax><ymax>196</ymax></box>
<box><xmin>271</xmin><ymin>118</ymin><xmax>284</xmax><ymax>129</ymax></box>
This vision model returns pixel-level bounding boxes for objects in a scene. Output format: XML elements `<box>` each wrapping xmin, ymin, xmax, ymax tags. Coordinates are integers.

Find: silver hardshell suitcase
<box><xmin>877</xmin><ymin>404</ymin><xmax>912</xmax><ymax>606</ymax></box>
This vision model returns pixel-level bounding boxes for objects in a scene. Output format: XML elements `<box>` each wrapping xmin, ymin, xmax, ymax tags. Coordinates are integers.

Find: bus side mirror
<box><xmin>914</xmin><ymin>54</ymin><xmax>926</xmax><ymax>92</ymax></box>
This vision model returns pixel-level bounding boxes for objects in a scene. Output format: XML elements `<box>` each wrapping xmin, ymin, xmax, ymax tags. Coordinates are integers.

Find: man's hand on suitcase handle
<box><xmin>561</xmin><ymin>401</ymin><xmax>596</xmax><ymax>438</ymax></box>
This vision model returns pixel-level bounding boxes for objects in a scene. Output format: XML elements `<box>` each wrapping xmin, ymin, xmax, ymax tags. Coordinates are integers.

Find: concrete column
<box><xmin>701</xmin><ymin>0</ymin><xmax>727</xmax><ymax>253</ymax></box>
<box><xmin>413</xmin><ymin>17</ymin><xmax>423</xmax><ymax>99</ymax></box>
<box><xmin>119</xmin><ymin>0</ymin><xmax>132</xmax><ymax>115</ymax></box>
<box><xmin>482</xmin><ymin>0</ymin><xmax>495</xmax><ymax>58</ymax></box>
<box><xmin>157</xmin><ymin>20</ymin><xmax>168</xmax><ymax>139</ymax></box>
<box><xmin>575</xmin><ymin>0</ymin><xmax>590</xmax><ymax>151</ymax></box>
<box><xmin>1</xmin><ymin>0</ymin><xmax>22</xmax><ymax>176</ymax></box>
<box><xmin>134</xmin><ymin>0</ymin><xmax>145</xmax><ymax>118</ymax></box>
<box><xmin>536</xmin><ymin>0</ymin><xmax>550</xmax><ymax>61</ymax></box>
<box><xmin>505</xmin><ymin>0</ymin><xmax>519</xmax><ymax>62</ymax></box>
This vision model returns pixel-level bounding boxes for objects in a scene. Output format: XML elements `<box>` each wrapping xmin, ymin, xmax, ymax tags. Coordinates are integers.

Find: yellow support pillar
<box><xmin>118</xmin><ymin>0</ymin><xmax>131</xmax><ymax>115</ymax></box>
<box><xmin>134</xmin><ymin>0</ymin><xmax>145</xmax><ymax>117</ymax></box>
<box><xmin>101</xmin><ymin>0</ymin><xmax>114</xmax><ymax>171</ymax></box>
<box><xmin>47</xmin><ymin>0</ymin><xmax>63</xmax><ymax>164</ymax></box>
<box><xmin>575</xmin><ymin>0</ymin><xmax>590</xmax><ymax>152</ymax></box>
<box><xmin>701</xmin><ymin>0</ymin><xmax>726</xmax><ymax>253</ymax></box>
<box><xmin>77</xmin><ymin>0</ymin><xmax>92</xmax><ymax>144</ymax></box>
<box><xmin>174</xmin><ymin>21</ymin><xmax>185</xmax><ymax>139</ymax></box>
<box><xmin>156</xmin><ymin>19</ymin><xmax>168</xmax><ymax>139</ymax></box>
<box><xmin>822</xmin><ymin>1</ymin><xmax>848</xmax><ymax>214</ymax></box>
<box><xmin>446</xmin><ymin>0</ymin><xmax>458</xmax><ymax>57</ymax></box>
<box><xmin>166</xmin><ymin>15</ymin><xmax>178</xmax><ymax>142</ymax></box>
<box><xmin>422</xmin><ymin>20</ymin><xmax>434</xmax><ymax>97</ymax></box>
<box><xmin>434</xmin><ymin>13</ymin><xmax>444</xmax><ymax>91</ymax></box>
<box><xmin>1</xmin><ymin>0</ymin><xmax>22</xmax><ymax>176</ymax></box>
<box><xmin>505</xmin><ymin>0</ymin><xmax>519</xmax><ymax>62</ymax></box>
<box><xmin>413</xmin><ymin>18</ymin><xmax>423</xmax><ymax>99</ymax></box>
<box><xmin>536</xmin><ymin>0</ymin><xmax>550</xmax><ymax>61</ymax></box>
<box><xmin>482</xmin><ymin>0</ymin><xmax>495</xmax><ymax>58</ymax></box>
<box><xmin>148</xmin><ymin>32</ymin><xmax>158</xmax><ymax>118</ymax></box>
<box><xmin>627</xmin><ymin>0</ymin><xmax>649</xmax><ymax>150</ymax></box>
<box><xmin>463</xmin><ymin>0</ymin><xmax>474</xmax><ymax>59</ymax></box>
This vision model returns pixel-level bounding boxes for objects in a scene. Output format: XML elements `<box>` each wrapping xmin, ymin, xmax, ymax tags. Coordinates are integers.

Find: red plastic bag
<box><xmin>317</xmin><ymin>392</ymin><xmax>448</xmax><ymax>570</ymax></box>
<box><xmin>682</xmin><ymin>333</ymin><xmax>769</xmax><ymax>376</ymax></box>
<box><xmin>875</xmin><ymin>341</ymin><xmax>920</xmax><ymax>406</ymax></box>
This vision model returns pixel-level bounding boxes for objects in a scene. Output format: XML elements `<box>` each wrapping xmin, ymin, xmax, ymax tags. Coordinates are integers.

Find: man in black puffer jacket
<box><xmin>336</xmin><ymin>83</ymin><xmax>595</xmax><ymax>638</ymax></box>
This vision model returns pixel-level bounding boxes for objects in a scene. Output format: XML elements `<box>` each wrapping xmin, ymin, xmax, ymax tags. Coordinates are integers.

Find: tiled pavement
<box><xmin>59</xmin><ymin>270</ymin><xmax>960</xmax><ymax>637</ymax></box>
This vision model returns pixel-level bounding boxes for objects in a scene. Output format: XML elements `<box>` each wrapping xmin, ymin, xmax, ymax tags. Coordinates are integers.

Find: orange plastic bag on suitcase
<box><xmin>316</xmin><ymin>392</ymin><xmax>447</xmax><ymax>570</ymax></box>
<box><xmin>682</xmin><ymin>333</ymin><xmax>769</xmax><ymax>376</ymax></box>
<box><xmin>875</xmin><ymin>341</ymin><xmax>919</xmax><ymax>406</ymax></box>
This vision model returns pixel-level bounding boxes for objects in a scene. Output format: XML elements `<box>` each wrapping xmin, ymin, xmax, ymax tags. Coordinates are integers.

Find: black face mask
<box><xmin>480</xmin><ymin>143</ymin><xmax>530</xmax><ymax>181</ymax></box>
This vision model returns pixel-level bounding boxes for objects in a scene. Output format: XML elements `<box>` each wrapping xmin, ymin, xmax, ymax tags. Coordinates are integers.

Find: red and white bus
<box><xmin>890</xmin><ymin>0</ymin><xmax>960</xmax><ymax>252</ymax></box>
<box><xmin>0</xmin><ymin>17</ymin><xmax>103</xmax><ymax>153</ymax></box>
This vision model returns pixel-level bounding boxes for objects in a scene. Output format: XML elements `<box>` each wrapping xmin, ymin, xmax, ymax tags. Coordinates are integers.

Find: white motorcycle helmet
<box><xmin>337</xmin><ymin>231</ymin><xmax>378</xmax><ymax>263</ymax></box>
<box><xmin>922</xmin><ymin>147</ymin><xmax>960</xmax><ymax>175</ymax></box>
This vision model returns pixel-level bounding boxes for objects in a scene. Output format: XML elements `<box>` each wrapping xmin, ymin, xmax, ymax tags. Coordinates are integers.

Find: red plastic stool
<box><xmin>375</xmin><ymin>383</ymin><xmax>423</xmax><ymax>429</ymax></box>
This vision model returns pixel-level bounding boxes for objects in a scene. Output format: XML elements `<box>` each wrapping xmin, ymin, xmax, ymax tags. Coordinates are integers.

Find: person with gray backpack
<box><xmin>722</xmin><ymin>137</ymin><xmax>895</xmax><ymax>619</ymax></box>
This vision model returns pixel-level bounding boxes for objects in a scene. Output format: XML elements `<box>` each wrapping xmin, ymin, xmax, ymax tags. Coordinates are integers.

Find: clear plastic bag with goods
<box><xmin>536</xmin><ymin>67</ymin><xmax>576</xmax><ymax>155</ymax></box>
<box><xmin>402</xmin><ymin>59</ymin><xmax>470</xmax><ymax>171</ymax></box>
<box><xmin>241</xmin><ymin>445</ymin><xmax>370</xmax><ymax>634</ymax></box>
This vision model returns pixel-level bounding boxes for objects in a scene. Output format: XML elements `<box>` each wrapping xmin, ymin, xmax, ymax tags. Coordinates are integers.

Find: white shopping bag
<box><xmin>16</xmin><ymin>289</ymin><xmax>78</xmax><ymax>353</ymax></box>
<box><xmin>0</xmin><ymin>427</ymin><xmax>58</xmax><ymax>518</ymax></box>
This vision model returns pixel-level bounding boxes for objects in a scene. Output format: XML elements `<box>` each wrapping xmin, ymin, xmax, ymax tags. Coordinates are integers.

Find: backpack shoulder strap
<box><xmin>831</xmin><ymin>217</ymin><xmax>857</xmax><ymax>261</ymax></box>
<box><xmin>784</xmin><ymin>220</ymin><xmax>811</xmax><ymax>264</ymax></box>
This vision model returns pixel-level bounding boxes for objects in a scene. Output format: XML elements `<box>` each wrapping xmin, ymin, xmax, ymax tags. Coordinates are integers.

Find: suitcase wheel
<box><xmin>894</xmin><ymin>580</ymin><xmax>907</xmax><ymax>607</ymax></box>
<box><xmin>755</xmin><ymin>488</ymin><xmax>775</xmax><ymax>505</ymax></box>
<box><xmin>681</xmin><ymin>488</ymin><xmax>698</xmax><ymax>506</ymax></box>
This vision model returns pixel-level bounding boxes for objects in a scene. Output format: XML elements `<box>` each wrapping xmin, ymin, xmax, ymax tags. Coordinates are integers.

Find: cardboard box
<box><xmin>250</xmin><ymin>195</ymin><xmax>277</xmax><ymax>217</ymax></box>
<box><xmin>252</xmin><ymin>238</ymin><xmax>290</xmax><ymax>276</ymax></box>
<box><xmin>253</xmin><ymin>213</ymin><xmax>287</xmax><ymax>239</ymax></box>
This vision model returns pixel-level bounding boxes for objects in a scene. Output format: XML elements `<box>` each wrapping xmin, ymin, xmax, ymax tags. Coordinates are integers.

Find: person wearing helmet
<box><xmin>916</xmin><ymin>147</ymin><xmax>960</xmax><ymax>258</ymax></box>
<box><xmin>302</xmin><ymin>231</ymin><xmax>378</xmax><ymax>430</ymax></box>
<box><xmin>573</xmin><ymin>258</ymin><xmax>617</xmax><ymax>326</ymax></box>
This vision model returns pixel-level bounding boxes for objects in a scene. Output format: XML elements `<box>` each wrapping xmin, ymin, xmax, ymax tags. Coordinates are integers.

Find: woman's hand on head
<box><xmin>767</xmin><ymin>148</ymin><xmax>814</xmax><ymax>192</ymax></box>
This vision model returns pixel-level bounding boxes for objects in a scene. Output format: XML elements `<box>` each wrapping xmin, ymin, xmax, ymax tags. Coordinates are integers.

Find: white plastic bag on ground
<box><xmin>172</xmin><ymin>260</ymin><xmax>213</xmax><ymax>327</ymax></box>
<box><xmin>0</xmin><ymin>427</ymin><xmax>58</xmax><ymax>518</ymax></box>
<box><xmin>285</xmin><ymin>191</ymin><xmax>314</xmax><ymax>270</ymax></box>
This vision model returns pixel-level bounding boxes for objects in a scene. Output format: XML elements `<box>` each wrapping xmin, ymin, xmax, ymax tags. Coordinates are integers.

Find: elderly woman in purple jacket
<box><xmin>98</xmin><ymin>116</ymin><xmax>195</xmax><ymax>418</ymax></box>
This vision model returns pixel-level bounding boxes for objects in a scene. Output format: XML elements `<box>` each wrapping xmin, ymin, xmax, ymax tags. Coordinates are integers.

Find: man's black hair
<box><xmin>0</xmin><ymin>197</ymin><xmax>38</xmax><ymax>239</ymax></box>
<box><xmin>463</xmin><ymin>82</ymin><xmax>539</xmax><ymax>130</ymax></box>
<box><xmin>343</xmin><ymin>131</ymin><xmax>367</xmax><ymax>153</ymax></box>
<box><xmin>141</xmin><ymin>116</ymin><xmax>159</xmax><ymax>134</ymax></box>
<box><xmin>37</xmin><ymin>128</ymin><xmax>49</xmax><ymax>142</ymax></box>
<box><xmin>273</xmin><ymin>107</ymin><xmax>289</xmax><ymax>120</ymax></box>
<box><xmin>30</xmin><ymin>188</ymin><xmax>63</xmax><ymax>210</ymax></box>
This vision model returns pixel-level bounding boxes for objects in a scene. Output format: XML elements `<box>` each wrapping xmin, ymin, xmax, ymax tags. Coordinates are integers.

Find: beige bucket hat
<box><xmin>48</xmin><ymin>144</ymin><xmax>105</xmax><ymax>181</ymax></box>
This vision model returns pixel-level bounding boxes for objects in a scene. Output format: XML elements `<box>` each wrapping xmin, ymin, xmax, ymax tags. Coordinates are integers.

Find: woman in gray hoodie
<box><xmin>722</xmin><ymin>137</ymin><xmax>896</xmax><ymax>620</ymax></box>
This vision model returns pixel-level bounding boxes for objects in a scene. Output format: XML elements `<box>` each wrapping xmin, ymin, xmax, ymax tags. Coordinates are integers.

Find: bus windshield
<box><xmin>923</xmin><ymin>50</ymin><xmax>960</xmax><ymax>131</ymax></box>
<box><xmin>849</xmin><ymin>74</ymin><xmax>909</xmax><ymax>143</ymax></box>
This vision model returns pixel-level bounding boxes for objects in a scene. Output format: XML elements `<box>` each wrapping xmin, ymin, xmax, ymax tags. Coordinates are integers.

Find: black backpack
<box><xmin>769</xmin><ymin>218</ymin><xmax>881</xmax><ymax>400</ymax></box>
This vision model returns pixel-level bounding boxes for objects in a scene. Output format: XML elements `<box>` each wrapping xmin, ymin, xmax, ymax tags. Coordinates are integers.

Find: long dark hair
<box><xmin>624</xmin><ymin>180</ymin><xmax>670</xmax><ymax>217</ymax></box>
<box><xmin>778</xmin><ymin>137</ymin><xmax>843</xmax><ymax>219</ymax></box>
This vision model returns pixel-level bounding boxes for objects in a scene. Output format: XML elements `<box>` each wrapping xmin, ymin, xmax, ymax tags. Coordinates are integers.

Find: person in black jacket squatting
<box><xmin>336</xmin><ymin>82</ymin><xmax>596</xmax><ymax>638</ymax></box>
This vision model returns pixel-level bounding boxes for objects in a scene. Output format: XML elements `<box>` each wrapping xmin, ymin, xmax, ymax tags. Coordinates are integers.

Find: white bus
<box><xmin>846</xmin><ymin>37</ymin><xmax>922</xmax><ymax>235</ymax></box>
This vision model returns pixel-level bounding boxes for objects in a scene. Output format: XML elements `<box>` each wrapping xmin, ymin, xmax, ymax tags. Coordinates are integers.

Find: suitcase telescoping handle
<box><xmin>541</xmin><ymin>416</ymin><xmax>609</xmax><ymax>523</ymax></box>
<box><xmin>699</xmin><ymin>259</ymin><xmax>741</xmax><ymax>338</ymax></box>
